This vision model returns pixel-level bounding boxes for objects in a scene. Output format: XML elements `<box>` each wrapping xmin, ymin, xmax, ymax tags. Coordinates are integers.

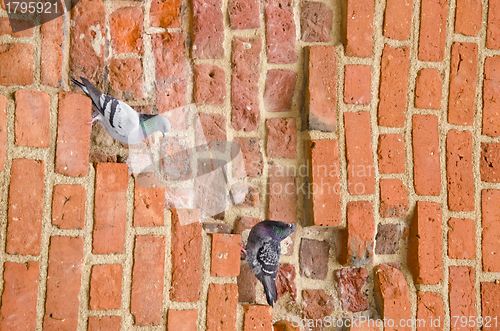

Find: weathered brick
<box><xmin>70</xmin><ymin>0</ymin><xmax>105</xmax><ymax>86</ymax></box>
<box><xmin>378</xmin><ymin>45</ymin><xmax>410</xmax><ymax>127</ymax></box>
<box><xmin>211</xmin><ymin>233</ymin><xmax>241</xmax><ymax>277</ymax></box>
<box><xmin>276</xmin><ymin>263</ymin><xmax>297</xmax><ymax>300</ymax></box>
<box><xmin>14</xmin><ymin>90</ymin><xmax>50</xmax><ymax>147</ymax></box>
<box><xmin>455</xmin><ymin>0</ymin><xmax>482</xmax><ymax>36</ymax></box>
<box><xmin>0</xmin><ymin>43</ymin><xmax>34</xmax><ymax>86</ymax></box>
<box><xmin>234</xmin><ymin>216</ymin><xmax>260</xmax><ymax>235</ymax></box>
<box><xmin>408</xmin><ymin>201</ymin><xmax>443</xmax><ymax>285</ymax></box>
<box><xmin>52</xmin><ymin>184</ymin><xmax>86</xmax><ymax>229</ymax></box>
<box><xmin>483</xmin><ymin>56</ymin><xmax>500</xmax><ymax>136</ymax></box>
<box><xmin>302</xmin><ymin>289</ymin><xmax>334</xmax><ymax>320</ymax></box>
<box><xmin>344</xmin><ymin>112</ymin><xmax>375</xmax><ymax>195</ymax></box>
<box><xmin>206</xmin><ymin>284</ymin><xmax>238</xmax><ymax>331</ymax></box>
<box><xmin>41</xmin><ymin>15</ymin><xmax>63</xmax><ymax>86</ymax></box>
<box><xmin>486</xmin><ymin>0</ymin><xmax>500</xmax><ymax>49</ymax></box>
<box><xmin>192</xmin><ymin>0</ymin><xmax>224</xmax><ymax>59</ymax></box>
<box><xmin>131</xmin><ymin>236</ymin><xmax>165</xmax><ymax>325</ymax></box>
<box><xmin>384</xmin><ymin>0</ymin><xmax>413</xmax><ymax>40</ymax></box>
<box><xmin>449</xmin><ymin>266</ymin><xmax>476</xmax><ymax>331</ymax></box>
<box><xmin>300</xmin><ymin>1</ymin><xmax>332</xmax><ymax>42</ymax></box>
<box><xmin>344</xmin><ymin>64</ymin><xmax>371</xmax><ymax>105</ymax></box>
<box><xmin>194</xmin><ymin>64</ymin><xmax>226</xmax><ymax>105</ymax></box>
<box><xmin>335</xmin><ymin>267</ymin><xmax>369</xmax><ymax>313</ymax></box>
<box><xmin>92</xmin><ymin>163</ymin><xmax>128</xmax><ymax>254</ymax></box>
<box><xmin>378</xmin><ymin>134</ymin><xmax>406</xmax><ymax>174</ymax></box>
<box><xmin>273</xmin><ymin>320</ymin><xmax>300</xmax><ymax>331</ymax></box>
<box><xmin>0</xmin><ymin>95</ymin><xmax>6</xmax><ymax>171</ymax></box>
<box><xmin>375</xmin><ymin>223</ymin><xmax>402</xmax><ymax>255</ymax></box>
<box><xmin>167</xmin><ymin>309</ymin><xmax>198</xmax><ymax>331</ymax></box>
<box><xmin>170</xmin><ymin>209</ymin><xmax>202</xmax><ymax>302</ymax></box>
<box><xmin>306</xmin><ymin>46</ymin><xmax>337</xmax><ymax>131</ymax></box>
<box><xmin>234</xmin><ymin>137</ymin><xmax>263</xmax><ymax>178</ymax></box>
<box><xmin>243</xmin><ymin>305</ymin><xmax>272</xmax><ymax>331</ymax></box>
<box><xmin>267</xmin><ymin>165</ymin><xmax>297</xmax><ymax>223</ymax></box>
<box><xmin>0</xmin><ymin>17</ymin><xmax>33</xmax><ymax>37</ymax></box>
<box><xmin>266</xmin><ymin>118</ymin><xmax>296</xmax><ymax>158</ymax></box>
<box><xmin>231</xmin><ymin>37</ymin><xmax>261</xmax><ymax>131</ymax></box>
<box><xmin>415</xmin><ymin>68</ymin><xmax>442</xmax><ymax>109</ymax></box>
<box><xmin>43</xmin><ymin>236</ymin><xmax>84</xmax><ymax>330</ymax></box>
<box><xmin>89</xmin><ymin>264</ymin><xmax>122</xmax><ymax>310</ymax></box>
<box><xmin>88</xmin><ymin>316</ymin><xmax>121</xmax><ymax>331</ymax></box>
<box><xmin>418</xmin><ymin>0</ymin><xmax>449</xmax><ymax>61</ymax></box>
<box><xmin>416</xmin><ymin>292</ymin><xmax>444</xmax><ymax>331</ymax></box>
<box><xmin>482</xmin><ymin>189</ymin><xmax>500</xmax><ymax>271</ymax></box>
<box><xmin>109</xmin><ymin>58</ymin><xmax>145</xmax><ymax>100</ymax></box>
<box><xmin>299</xmin><ymin>238</ymin><xmax>329</xmax><ymax>279</ymax></box>
<box><xmin>448</xmin><ymin>42</ymin><xmax>478</xmax><ymax>125</ymax></box>
<box><xmin>480</xmin><ymin>143</ymin><xmax>500</xmax><ymax>182</ymax></box>
<box><xmin>380</xmin><ymin>179</ymin><xmax>409</xmax><ymax>218</ymax></box>
<box><xmin>0</xmin><ymin>262</ymin><xmax>39</xmax><ymax>331</ymax></box>
<box><xmin>446</xmin><ymin>130</ymin><xmax>474</xmax><ymax>211</ymax></box>
<box><xmin>412</xmin><ymin>115</ymin><xmax>441</xmax><ymax>195</ymax></box>
<box><xmin>448</xmin><ymin>218</ymin><xmax>475</xmax><ymax>259</ymax></box>
<box><xmin>6</xmin><ymin>159</ymin><xmax>44</xmax><ymax>255</ymax></box>
<box><xmin>150</xmin><ymin>0</ymin><xmax>180</xmax><ymax>28</ymax></box>
<box><xmin>265</xmin><ymin>0</ymin><xmax>296</xmax><ymax>63</ymax></box>
<box><xmin>238</xmin><ymin>263</ymin><xmax>257</xmax><ymax>302</ymax></box>
<box><xmin>481</xmin><ymin>282</ymin><xmax>500</xmax><ymax>330</ymax></box>
<box><xmin>264</xmin><ymin>69</ymin><xmax>296</xmax><ymax>112</ymax></box>
<box><xmin>309</xmin><ymin>139</ymin><xmax>341</xmax><ymax>226</ymax></box>
<box><xmin>110</xmin><ymin>7</ymin><xmax>143</xmax><ymax>54</ymax></box>
<box><xmin>347</xmin><ymin>201</ymin><xmax>375</xmax><ymax>266</ymax></box>
<box><xmin>345</xmin><ymin>0</ymin><xmax>374</xmax><ymax>57</ymax></box>
<box><xmin>133</xmin><ymin>183</ymin><xmax>164</xmax><ymax>227</ymax></box>
<box><xmin>373</xmin><ymin>264</ymin><xmax>411</xmax><ymax>330</ymax></box>
<box><xmin>55</xmin><ymin>92</ymin><xmax>92</xmax><ymax>177</ymax></box>
<box><xmin>228</xmin><ymin>0</ymin><xmax>260</xmax><ymax>29</ymax></box>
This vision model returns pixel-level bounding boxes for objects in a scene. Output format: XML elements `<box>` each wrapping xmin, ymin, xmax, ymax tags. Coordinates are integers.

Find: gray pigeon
<box><xmin>244</xmin><ymin>220</ymin><xmax>296</xmax><ymax>306</ymax></box>
<box><xmin>71</xmin><ymin>77</ymin><xmax>171</xmax><ymax>145</ymax></box>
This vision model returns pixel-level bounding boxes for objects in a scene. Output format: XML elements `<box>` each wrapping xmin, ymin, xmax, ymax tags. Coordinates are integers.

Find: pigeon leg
<box><xmin>88</xmin><ymin>111</ymin><xmax>100</xmax><ymax>125</ymax></box>
<box><xmin>240</xmin><ymin>243</ymin><xmax>247</xmax><ymax>260</ymax></box>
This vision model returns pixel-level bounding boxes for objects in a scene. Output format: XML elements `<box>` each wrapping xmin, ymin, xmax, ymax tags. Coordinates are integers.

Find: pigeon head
<box><xmin>257</xmin><ymin>220</ymin><xmax>295</xmax><ymax>241</ymax></box>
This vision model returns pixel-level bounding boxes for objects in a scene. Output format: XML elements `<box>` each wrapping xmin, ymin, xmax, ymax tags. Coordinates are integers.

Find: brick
<box><xmin>243</xmin><ymin>305</ymin><xmax>272</xmax><ymax>331</ymax></box>
<box><xmin>192</xmin><ymin>0</ymin><xmax>224</xmax><ymax>59</ymax></box>
<box><xmin>0</xmin><ymin>43</ymin><xmax>34</xmax><ymax>85</ymax></box>
<box><xmin>273</xmin><ymin>320</ymin><xmax>300</xmax><ymax>331</ymax></box>
<box><xmin>344</xmin><ymin>112</ymin><xmax>375</xmax><ymax>195</ymax></box>
<box><xmin>194</xmin><ymin>64</ymin><xmax>226</xmax><ymax>105</ymax></box>
<box><xmin>267</xmin><ymin>165</ymin><xmax>297</xmax><ymax>223</ymax></box>
<box><xmin>14</xmin><ymin>90</ymin><xmax>50</xmax><ymax>147</ymax></box>
<box><xmin>309</xmin><ymin>139</ymin><xmax>341</xmax><ymax>226</ymax></box>
<box><xmin>110</xmin><ymin>7</ymin><xmax>143</xmax><ymax>54</ymax></box>
<box><xmin>70</xmin><ymin>0</ymin><xmax>105</xmax><ymax>86</ymax></box>
<box><xmin>455</xmin><ymin>0</ymin><xmax>482</xmax><ymax>36</ymax></box>
<box><xmin>449</xmin><ymin>266</ymin><xmax>476</xmax><ymax>331</ymax></box>
<box><xmin>265</xmin><ymin>0</ymin><xmax>297</xmax><ymax>63</ymax></box>
<box><xmin>234</xmin><ymin>216</ymin><xmax>260</xmax><ymax>234</ymax></box>
<box><xmin>170</xmin><ymin>209</ymin><xmax>202</xmax><ymax>302</ymax></box>
<box><xmin>306</xmin><ymin>46</ymin><xmax>337</xmax><ymax>131</ymax></box>
<box><xmin>373</xmin><ymin>264</ymin><xmax>411</xmax><ymax>330</ymax></box>
<box><xmin>378</xmin><ymin>134</ymin><xmax>406</xmax><ymax>174</ymax></box>
<box><xmin>416</xmin><ymin>292</ymin><xmax>445</xmax><ymax>331</ymax></box>
<box><xmin>344</xmin><ymin>64</ymin><xmax>371</xmax><ymax>105</ymax></box>
<box><xmin>231</xmin><ymin>37</ymin><xmax>261</xmax><ymax>131</ymax></box>
<box><xmin>335</xmin><ymin>267</ymin><xmax>369</xmax><ymax>313</ymax></box>
<box><xmin>483</xmin><ymin>56</ymin><xmax>500</xmax><ymax>136</ymax></box>
<box><xmin>347</xmin><ymin>201</ymin><xmax>375</xmax><ymax>266</ymax></box>
<box><xmin>418</xmin><ymin>0</ymin><xmax>449</xmax><ymax>61</ymax></box>
<box><xmin>43</xmin><ymin>236</ymin><xmax>84</xmax><ymax>330</ymax></box>
<box><xmin>196</xmin><ymin>113</ymin><xmax>226</xmax><ymax>149</ymax></box>
<box><xmin>448</xmin><ymin>43</ymin><xmax>478</xmax><ymax>125</ymax></box>
<box><xmin>276</xmin><ymin>263</ymin><xmax>297</xmax><ymax>300</ymax></box>
<box><xmin>302</xmin><ymin>289</ymin><xmax>334</xmax><ymax>320</ymax></box>
<box><xmin>89</xmin><ymin>264</ymin><xmax>122</xmax><ymax>310</ymax></box>
<box><xmin>345</xmin><ymin>0</ymin><xmax>374</xmax><ymax>57</ymax></box>
<box><xmin>55</xmin><ymin>92</ymin><xmax>92</xmax><ymax>177</ymax></box>
<box><xmin>299</xmin><ymin>238</ymin><xmax>329</xmax><ymax>279</ymax></box>
<box><xmin>486</xmin><ymin>0</ymin><xmax>500</xmax><ymax>49</ymax></box>
<box><xmin>415</xmin><ymin>68</ymin><xmax>442</xmax><ymax>109</ymax></box>
<box><xmin>480</xmin><ymin>143</ymin><xmax>500</xmax><ymax>182</ymax></box>
<box><xmin>228</xmin><ymin>0</ymin><xmax>260</xmax><ymax>29</ymax></box>
<box><xmin>264</xmin><ymin>69</ymin><xmax>296</xmax><ymax>112</ymax></box>
<box><xmin>6</xmin><ymin>159</ymin><xmax>44</xmax><ymax>255</ymax></box>
<box><xmin>0</xmin><ymin>17</ymin><xmax>33</xmax><ymax>37</ymax></box>
<box><xmin>482</xmin><ymin>189</ymin><xmax>500</xmax><ymax>271</ymax></box>
<box><xmin>41</xmin><ymin>15</ymin><xmax>63</xmax><ymax>86</ymax></box>
<box><xmin>379</xmin><ymin>179</ymin><xmax>409</xmax><ymax>218</ymax></box>
<box><xmin>153</xmin><ymin>32</ymin><xmax>187</xmax><ymax>112</ymax></box>
<box><xmin>92</xmin><ymin>163</ymin><xmax>128</xmax><ymax>254</ymax></box>
<box><xmin>446</xmin><ymin>130</ymin><xmax>474</xmax><ymax>211</ymax></box>
<box><xmin>206</xmin><ymin>284</ymin><xmax>238</xmax><ymax>331</ymax></box>
<box><xmin>234</xmin><ymin>137</ymin><xmax>263</xmax><ymax>178</ymax></box>
<box><xmin>448</xmin><ymin>218</ymin><xmax>475</xmax><ymax>259</ymax></box>
<box><xmin>266</xmin><ymin>118</ymin><xmax>296</xmax><ymax>158</ymax></box>
<box><xmin>51</xmin><ymin>184</ymin><xmax>86</xmax><ymax>229</ymax></box>
<box><xmin>0</xmin><ymin>262</ymin><xmax>39</xmax><ymax>331</ymax></box>
<box><xmin>378</xmin><ymin>45</ymin><xmax>410</xmax><ymax>127</ymax></box>
<box><xmin>349</xmin><ymin>320</ymin><xmax>381</xmax><ymax>330</ymax></box>
<box><xmin>300</xmin><ymin>1</ymin><xmax>332</xmax><ymax>42</ymax></box>
<box><xmin>211</xmin><ymin>233</ymin><xmax>241</xmax><ymax>277</ymax></box>
<box><xmin>0</xmin><ymin>95</ymin><xmax>6</xmax><ymax>171</ymax></box>
<box><xmin>167</xmin><ymin>309</ymin><xmax>198</xmax><ymax>331</ymax></box>
<box><xmin>481</xmin><ymin>282</ymin><xmax>500</xmax><ymax>330</ymax></box>
<box><xmin>383</xmin><ymin>0</ymin><xmax>413</xmax><ymax>40</ymax></box>
<box><xmin>150</xmin><ymin>0</ymin><xmax>180</xmax><ymax>28</ymax></box>
<box><xmin>408</xmin><ymin>201</ymin><xmax>443</xmax><ymax>285</ymax></box>
<box><xmin>412</xmin><ymin>115</ymin><xmax>441</xmax><ymax>195</ymax></box>
<box><xmin>133</xmin><ymin>183</ymin><xmax>164</xmax><ymax>227</ymax></box>
<box><xmin>131</xmin><ymin>236</ymin><xmax>166</xmax><ymax>325</ymax></box>
<box><xmin>109</xmin><ymin>58</ymin><xmax>145</xmax><ymax>100</ymax></box>
<box><xmin>238</xmin><ymin>263</ymin><xmax>257</xmax><ymax>302</ymax></box>
<box><xmin>375</xmin><ymin>223</ymin><xmax>402</xmax><ymax>255</ymax></box>
<box><xmin>88</xmin><ymin>316</ymin><xmax>121</xmax><ymax>331</ymax></box>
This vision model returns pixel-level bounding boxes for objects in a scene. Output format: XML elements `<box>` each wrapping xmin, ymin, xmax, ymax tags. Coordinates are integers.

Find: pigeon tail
<box><xmin>71</xmin><ymin>77</ymin><xmax>103</xmax><ymax>115</ymax></box>
<box><xmin>261</xmin><ymin>275</ymin><xmax>277</xmax><ymax>307</ymax></box>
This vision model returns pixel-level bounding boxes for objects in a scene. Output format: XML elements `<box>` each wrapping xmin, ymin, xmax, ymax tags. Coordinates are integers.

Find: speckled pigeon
<box><xmin>72</xmin><ymin>77</ymin><xmax>171</xmax><ymax>145</ymax></box>
<box><xmin>244</xmin><ymin>220</ymin><xmax>296</xmax><ymax>306</ymax></box>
